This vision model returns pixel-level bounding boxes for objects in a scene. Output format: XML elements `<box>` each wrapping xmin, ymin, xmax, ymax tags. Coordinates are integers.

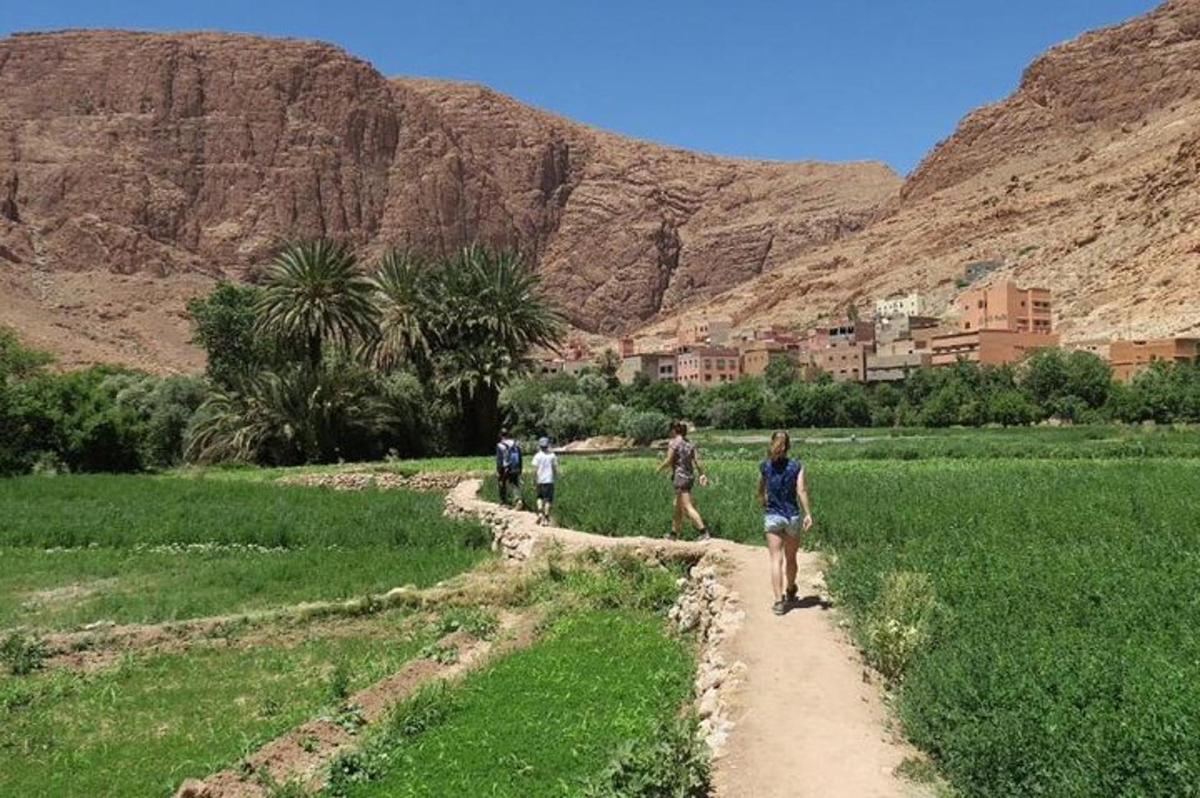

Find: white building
<box><xmin>874</xmin><ymin>293</ymin><xmax>927</xmax><ymax>320</ymax></box>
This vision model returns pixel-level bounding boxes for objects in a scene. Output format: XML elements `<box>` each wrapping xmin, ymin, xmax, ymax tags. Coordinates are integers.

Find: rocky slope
<box><xmin>648</xmin><ymin>0</ymin><xmax>1200</xmax><ymax>343</ymax></box>
<box><xmin>0</xmin><ymin>30</ymin><xmax>896</xmax><ymax>371</ymax></box>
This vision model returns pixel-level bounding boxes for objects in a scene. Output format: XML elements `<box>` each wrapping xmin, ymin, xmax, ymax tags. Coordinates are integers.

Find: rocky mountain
<box><xmin>0</xmin><ymin>30</ymin><xmax>897</xmax><ymax>371</ymax></box>
<box><xmin>648</xmin><ymin>0</ymin><xmax>1200</xmax><ymax>342</ymax></box>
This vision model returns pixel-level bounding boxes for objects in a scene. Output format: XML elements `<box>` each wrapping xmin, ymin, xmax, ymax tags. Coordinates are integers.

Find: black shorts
<box><xmin>537</xmin><ymin>483</ymin><xmax>555</xmax><ymax>502</ymax></box>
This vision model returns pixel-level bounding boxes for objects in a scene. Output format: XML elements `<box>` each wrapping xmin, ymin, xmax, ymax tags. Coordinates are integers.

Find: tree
<box><xmin>596</xmin><ymin>348</ymin><xmax>621</xmax><ymax>388</ymax></box>
<box><xmin>371</xmin><ymin>250</ymin><xmax>433</xmax><ymax>377</ymax></box>
<box><xmin>256</xmin><ymin>240</ymin><xmax>379</xmax><ymax>370</ymax></box>
<box><xmin>763</xmin><ymin>355</ymin><xmax>799</xmax><ymax>393</ymax></box>
<box><xmin>426</xmin><ymin>247</ymin><xmax>566</xmax><ymax>451</ymax></box>
<box><xmin>186</xmin><ymin>282</ymin><xmax>271</xmax><ymax>387</ymax></box>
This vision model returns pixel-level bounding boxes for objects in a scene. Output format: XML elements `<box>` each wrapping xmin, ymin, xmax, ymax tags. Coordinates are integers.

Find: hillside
<box><xmin>652</xmin><ymin>0</ymin><xmax>1200</xmax><ymax>342</ymax></box>
<box><xmin>0</xmin><ymin>30</ymin><xmax>897</xmax><ymax>371</ymax></box>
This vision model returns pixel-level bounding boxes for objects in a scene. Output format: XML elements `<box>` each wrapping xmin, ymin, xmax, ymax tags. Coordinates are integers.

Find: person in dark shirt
<box><xmin>657</xmin><ymin>421</ymin><xmax>711</xmax><ymax>541</ymax></box>
<box><xmin>756</xmin><ymin>430</ymin><xmax>814</xmax><ymax>615</ymax></box>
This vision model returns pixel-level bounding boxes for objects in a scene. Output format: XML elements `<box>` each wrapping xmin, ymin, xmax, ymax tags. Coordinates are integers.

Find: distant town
<box><xmin>538</xmin><ymin>267</ymin><xmax>1198</xmax><ymax>388</ymax></box>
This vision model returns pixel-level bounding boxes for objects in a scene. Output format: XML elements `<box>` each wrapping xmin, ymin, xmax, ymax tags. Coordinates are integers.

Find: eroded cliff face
<box><xmin>0</xmin><ymin>30</ymin><xmax>897</xmax><ymax>370</ymax></box>
<box><xmin>651</xmin><ymin>0</ymin><xmax>1200</xmax><ymax>344</ymax></box>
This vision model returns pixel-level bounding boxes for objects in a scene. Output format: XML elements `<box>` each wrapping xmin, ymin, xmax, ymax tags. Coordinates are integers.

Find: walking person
<box><xmin>757</xmin><ymin>430</ymin><xmax>814</xmax><ymax>615</ymax></box>
<box><xmin>657</xmin><ymin>421</ymin><xmax>712</xmax><ymax>541</ymax></box>
<box><xmin>532</xmin><ymin>437</ymin><xmax>559</xmax><ymax>526</ymax></box>
<box><xmin>496</xmin><ymin>429</ymin><xmax>524</xmax><ymax>508</ymax></box>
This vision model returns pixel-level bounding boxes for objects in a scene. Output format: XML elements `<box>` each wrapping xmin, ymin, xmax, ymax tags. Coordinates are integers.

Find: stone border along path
<box><xmin>446</xmin><ymin>479</ymin><xmax>928</xmax><ymax>798</ymax></box>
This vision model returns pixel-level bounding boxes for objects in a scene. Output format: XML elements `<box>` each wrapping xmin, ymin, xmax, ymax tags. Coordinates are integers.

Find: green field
<box><xmin>0</xmin><ymin>608</ymin><xmax>433</xmax><ymax>797</ymax></box>
<box><xmin>0</xmin><ymin>475</ymin><xmax>490</xmax><ymax>629</ymax></box>
<box><xmin>489</xmin><ymin>442</ymin><xmax>1200</xmax><ymax>796</ymax></box>
<box><xmin>327</xmin><ymin>609</ymin><xmax>696</xmax><ymax>798</ymax></box>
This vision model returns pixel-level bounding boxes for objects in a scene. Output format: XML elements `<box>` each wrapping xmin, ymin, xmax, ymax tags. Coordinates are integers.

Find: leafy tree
<box><xmin>763</xmin><ymin>355</ymin><xmax>800</xmax><ymax>393</ymax></box>
<box><xmin>539</xmin><ymin>393</ymin><xmax>596</xmax><ymax>443</ymax></box>
<box><xmin>256</xmin><ymin>240</ymin><xmax>379</xmax><ymax>370</ymax></box>
<box><xmin>620</xmin><ymin>409</ymin><xmax>671</xmax><ymax>445</ymax></box>
<box><xmin>186</xmin><ymin>282</ymin><xmax>272</xmax><ymax>387</ymax></box>
<box><xmin>988</xmin><ymin>389</ymin><xmax>1037</xmax><ymax>427</ymax></box>
<box><xmin>595</xmin><ymin>348</ymin><xmax>621</xmax><ymax>388</ymax></box>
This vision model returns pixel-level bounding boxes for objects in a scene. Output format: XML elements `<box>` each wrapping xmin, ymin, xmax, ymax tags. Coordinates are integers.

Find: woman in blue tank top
<box><xmin>756</xmin><ymin>430</ymin><xmax>814</xmax><ymax>615</ymax></box>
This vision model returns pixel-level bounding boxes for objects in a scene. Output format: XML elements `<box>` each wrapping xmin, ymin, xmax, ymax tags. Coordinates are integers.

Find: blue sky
<box><xmin>0</xmin><ymin>0</ymin><xmax>1158</xmax><ymax>174</ymax></box>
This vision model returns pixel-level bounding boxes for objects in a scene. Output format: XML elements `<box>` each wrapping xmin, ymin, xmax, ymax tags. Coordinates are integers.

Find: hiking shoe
<box><xmin>772</xmin><ymin>599</ymin><xmax>787</xmax><ymax>616</ymax></box>
<box><xmin>698</xmin><ymin>529</ymin><xmax>712</xmax><ymax>542</ymax></box>
<box><xmin>664</xmin><ymin>531</ymin><xmax>678</xmax><ymax>541</ymax></box>
<box><xmin>786</xmin><ymin>584</ymin><xmax>798</xmax><ymax>602</ymax></box>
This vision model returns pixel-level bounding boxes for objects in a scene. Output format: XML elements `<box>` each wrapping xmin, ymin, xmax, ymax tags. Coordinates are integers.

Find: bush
<box><xmin>620</xmin><ymin>409</ymin><xmax>670</xmax><ymax>445</ymax></box>
<box><xmin>595</xmin><ymin>403</ymin><xmax>628</xmax><ymax>437</ymax></box>
<box><xmin>1</xmin><ymin>632</ymin><xmax>47</xmax><ymax>676</ymax></box>
<box><xmin>861</xmin><ymin>571</ymin><xmax>938</xmax><ymax>683</ymax></box>
<box><xmin>540</xmin><ymin>393</ymin><xmax>597</xmax><ymax>443</ymax></box>
<box><xmin>580</xmin><ymin>715</ymin><xmax>710</xmax><ymax>798</ymax></box>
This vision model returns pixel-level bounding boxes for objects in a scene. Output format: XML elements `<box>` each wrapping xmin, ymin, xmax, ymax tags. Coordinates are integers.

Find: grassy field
<box><xmin>488</xmin><ymin>449</ymin><xmax>1200</xmax><ymax>796</ymax></box>
<box><xmin>0</xmin><ymin>608</ymin><xmax>434</xmax><ymax>797</ymax></box>
<box><xmin>0</xmin><ymin>476</ymin><xmax>490</xmax><ymax>629</ymax></box>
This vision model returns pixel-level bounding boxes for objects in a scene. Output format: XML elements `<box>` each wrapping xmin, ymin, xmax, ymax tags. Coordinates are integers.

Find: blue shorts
<box><xmin>764</xmin><ymin>514</ymin><xmax>802</xmax><ymax>536</ymax></box>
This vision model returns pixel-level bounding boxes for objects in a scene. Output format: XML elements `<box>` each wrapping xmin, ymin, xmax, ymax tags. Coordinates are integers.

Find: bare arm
<box><xmin>694</xmin><ymin>449</ymin><xmax>709</xmax><ymax>486</ymax></box>
<box><xmin>657</xmin><ymin>447</ymin><xmax>676</xmax><ymax>474</ymax></box>
<box><xmin>797</xmin><ymin>468</ymin><xmax>814</xmax><ymax>530</ymax></box>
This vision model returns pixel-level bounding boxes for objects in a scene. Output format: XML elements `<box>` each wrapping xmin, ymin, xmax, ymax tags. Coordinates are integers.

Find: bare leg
<box><xmin>679</xmin><ymin>491</ymin><xmax>706</xmax><ymax>531</ymax></box>
<box><xmin>672</xmin><ymin>494</ymin><xmax>684</xmax><ymax>537</ymax></box>
<box><xmin>784</xmin><ymin>533</ymin><xmax>800</xmax><ymax>596</ymax></box>
<box><xmin>766</xmin><ymin>532</ymin><xmax>786</xmax><ymax>600</ymax></box>
<box><xmin>544</xmin><ymin>502</ymin><xmax>553</xmax><ymax>524</ymax></box>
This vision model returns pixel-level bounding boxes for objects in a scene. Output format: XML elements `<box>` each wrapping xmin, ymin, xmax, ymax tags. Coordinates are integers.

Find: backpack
<box><xmin>501</xmin><ymin>440</ymin><xmax>523</xmax><ymax>474</ymax></box>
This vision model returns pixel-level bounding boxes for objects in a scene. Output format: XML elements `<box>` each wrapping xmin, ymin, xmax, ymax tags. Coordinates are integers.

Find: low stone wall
<box><xmin>670</xmin><ymin>561</ymin><xmax>744</xmax><ymax>754</ymax></box>
<box><xmin>278</xmin><ymin>471</ymin><xmax>483</xmax><ymax>492</ymax></box>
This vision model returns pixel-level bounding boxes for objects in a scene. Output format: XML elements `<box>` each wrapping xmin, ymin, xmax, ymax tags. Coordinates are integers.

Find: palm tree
<box><xmin>256</xmin><ymin>240</ymin><xmax>379</xmax><ymax>369</ymax></box>
<box><xmin>430</xmin><ymin>246</ymin><xmax>566</xmax><ymax>450</ymax></box>
<box><xmin>371</xmin><ymin>249</ymin><xmax>433</xmax><ymax>376</ymax></box>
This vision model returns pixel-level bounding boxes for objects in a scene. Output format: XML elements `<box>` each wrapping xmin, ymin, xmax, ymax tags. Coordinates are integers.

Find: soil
<box><xmin>714</xmin><ymin>545</ymin><xmax>926</xmax><ymax>797</ymax></box>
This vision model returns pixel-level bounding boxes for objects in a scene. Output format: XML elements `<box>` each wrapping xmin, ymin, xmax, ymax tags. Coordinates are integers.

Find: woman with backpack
<box><xmin>658</xmin><ymin>421</ymin><xmax>711</xmax><ymax>541</ymax></box>
<box><xmin>757</xmin><ymin>430</ymin><xmax>814</xmax><ymax>615</ymax></box>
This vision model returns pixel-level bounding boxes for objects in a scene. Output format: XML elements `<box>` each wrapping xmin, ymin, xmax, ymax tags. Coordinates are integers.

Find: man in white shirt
<box><xmin>531</xmin><ymin>437</ymin><xmax>559</xmax><ymax>526</ymax></box>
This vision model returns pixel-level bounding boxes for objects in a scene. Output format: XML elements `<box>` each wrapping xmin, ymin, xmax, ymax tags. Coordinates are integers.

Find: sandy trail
<box><xmin>714</xmin><ymin>544</ymin><xmax>920</xmax><ymax>798</ymax></box>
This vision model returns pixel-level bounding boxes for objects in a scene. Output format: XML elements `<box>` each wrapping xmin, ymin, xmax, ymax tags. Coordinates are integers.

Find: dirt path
<box><xmin>713</xmin><ymin>545</ymin><xmax>921</xmax><ymax>798</ymax></box>
<box><xmin>445</xmin><ymin>480</ymin><xmax>924</xmax><ymax>797</ymax></box>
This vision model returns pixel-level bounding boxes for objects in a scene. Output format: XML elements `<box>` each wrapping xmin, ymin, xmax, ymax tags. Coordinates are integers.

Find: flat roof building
<box><xmin>618</xmin><ymin>353</ymin><xmax>678</xmax><ymax>385</ymax></box>
<box><xmin>957</xmin><ymin>281</ymin><xmax>1053</xmax><ymax>335</ymax></box>
<box><xmin>930</xmin><ymin>329</ymin><xmax>1060</xmax><ymax>367</ymax></box>
<box><xmin>875</xmin><ymin>293</ymin><xmax>927</xmax><ymax>321</ymax></box>
<box><xmin>676</xmin><ymin>347</ymin><xmax>741</xmax><ymax>387</ymax></box>
<box><xmin>1110</xmin><ymin>338</ymin><xmax>1199</xmax><ymax>383</ymax></box>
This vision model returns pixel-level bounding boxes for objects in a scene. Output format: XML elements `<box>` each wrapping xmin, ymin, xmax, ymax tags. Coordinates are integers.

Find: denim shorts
<box><xmin>764</xmin><ymin>514</ymin><xmax>802</xmax><ymax>536</ymax></box>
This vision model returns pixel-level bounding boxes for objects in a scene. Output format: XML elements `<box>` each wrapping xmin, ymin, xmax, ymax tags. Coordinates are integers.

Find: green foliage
<box><xmin>329</xmin><ymin>610</ymin><xmax>694</xmax><ymax>798</ymax></box>
<box><xmin>620</xmin><ymin>408</ymin><xmax>670</xmax><ymax>445</ymax></box>
<box><xmin>540</xmin><ymin>392</ymin><xmax>598</xmax><ymax>443</ymax></box>
<box><xmin>763</xmin><ymin>354</ymin><xmax>800</xmax><ymax>393</ymax></box>
<box><xmin>579</xmin><ymin>715</ymin><xmax>710</xmax><ymax>798</ymax></box>
<box><xmin>861</xmin><ymin>571</ymin><xmax>938</xmax><ymax>683</ymax></box>
<box><xmin>256</xmin><ymin>240</ymin><xmax>380</xmax><ymax>369</ymax></box>
<box><xmin>0</xmin><ymin>631</ymin><xmax>47</xmax><ymax>676</ymax></box>
<box><xmin>186</xmin><ymin>281</ymin><xmax>273</xmax><ymax>386</ymax></box>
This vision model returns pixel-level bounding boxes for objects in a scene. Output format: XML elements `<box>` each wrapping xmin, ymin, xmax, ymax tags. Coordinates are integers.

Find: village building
<box><xmin>676</xmin><ymin>346</ymin><xmax>742</xmax><ymax>387</ymax></box>
<box><xmin>1109</xmin><ymin>338</ymin><xmax>1200</xmax><ymax>382</ymax></box>
<box><xmin>866</xmin><ymin>339</ymin><xmax>933</xmax><ymax>382</ymax></box>
<box><xmin>874</xmin><ymin>293</ymin><xmax>928</xmax><ymax>320</ymax></box>
<box><xmin>617</xmin><ymin>352</ymin><xmax>678</xmax><ymax>384</ymax></box>
<box><xmin>930</xmin><ymin>329</ymin><xmax>1060</xmax><ymax>367</ymax></box>
<box><xmin>678</xmin><ymin>316</ymin><xmax>733</xmax><ymax>347</ymax></box>
<box><xmin>957</xmin><ymin>281</ymin><xmax>1052</xmax><ymax>334</ymax></box>
<box><xmin>741</xmin><ymin>342</ymin><xmax>799</xmax><ymax>377</ymax></box>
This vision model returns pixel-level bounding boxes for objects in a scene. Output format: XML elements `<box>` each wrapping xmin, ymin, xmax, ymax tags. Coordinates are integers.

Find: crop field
<box><xmin>0</xmin><ymin>468</ymin><xmax>701</xmax><ymax>798</ymax></box>
<box><xmin>490</xmin><ymin>436</ymin><xmax>1200</xmax><ymax>796</ymax></box>
<box><xmin>0</xmin><ymin>475</ymin><xmax>490</xmax><ymax>628</ymax></box>
<box><xmin>1</xmin><ymin>608</ymin><xmax>434</xmax><ymax>797</ymax></box>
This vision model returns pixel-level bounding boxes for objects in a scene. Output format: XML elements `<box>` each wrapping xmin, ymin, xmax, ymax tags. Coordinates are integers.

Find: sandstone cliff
<box><xmin>649</xmin><ymin>0</ymin><xmax>1200</xmax><ymax>343</ymax></box>
<box><xmin>0</xmin><ymin>30</ymin><xmax>897</xmax><ymax>370</ymax></box>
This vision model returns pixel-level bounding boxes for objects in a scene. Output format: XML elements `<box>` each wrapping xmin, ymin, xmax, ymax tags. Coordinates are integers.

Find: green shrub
<box><xmin>580</xmin><ymin>715</ymin><xmax>710</xmax><ymax>798</ymax></box>
<box><xmin>861</xmin><ymin>571</ymin><xmax>938</xmax><ymax>683</ymax></box>
<box><xmin>620</xmin><ymin>409</ymin><xmax>670</xmax><ymax>445</ymax></box>
<box><xmin>0</xmin><ymin>632</ymin><xmax>47</xmax><ymax>676</ymax></box>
